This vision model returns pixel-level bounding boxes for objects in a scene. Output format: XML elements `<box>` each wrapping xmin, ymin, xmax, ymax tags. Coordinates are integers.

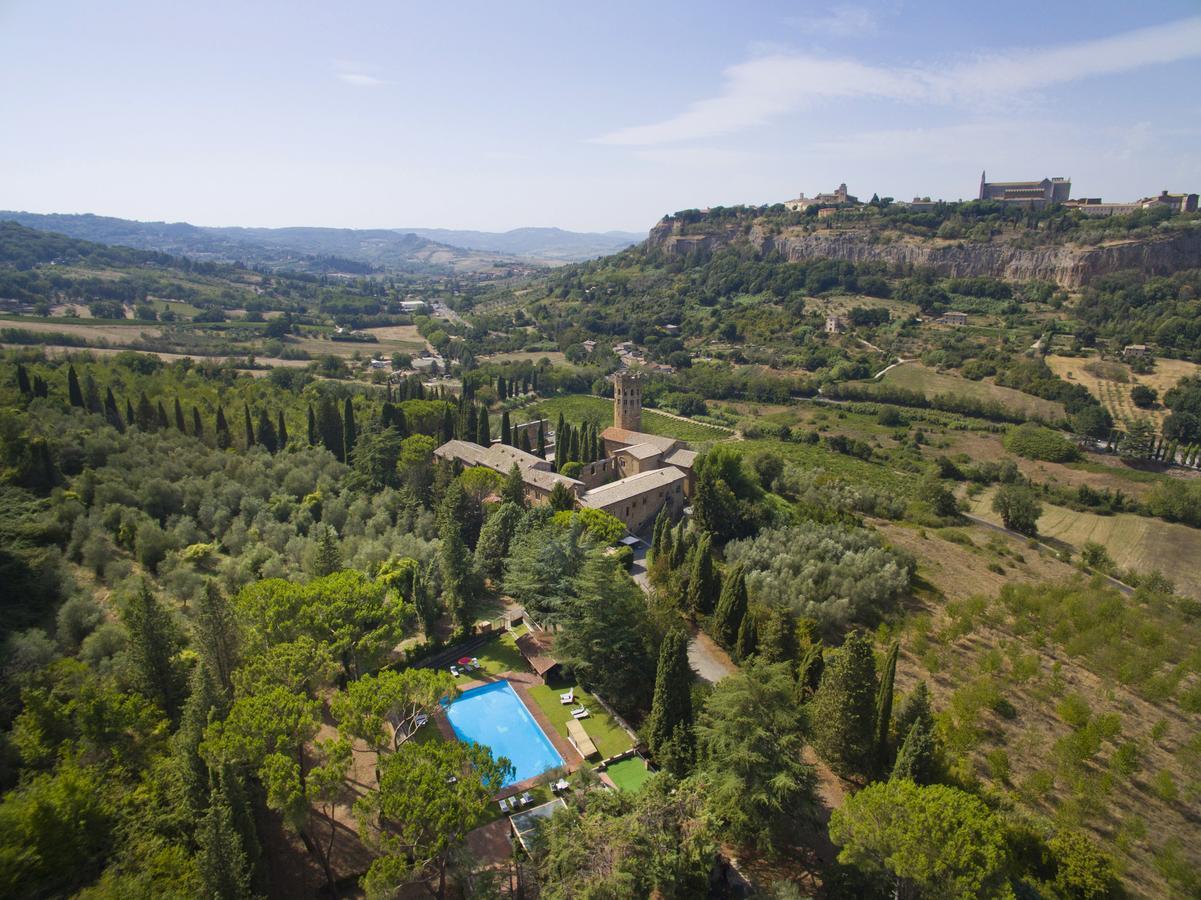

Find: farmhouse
<box><xmin>825</xmin><ymin>314</ymin><xmax>847</xmax><ymax>334</ymax></box>
<box><xmin>938</xmin><ymin>311</ymin><xmax>969</xmax><ymax>326</ymax></box>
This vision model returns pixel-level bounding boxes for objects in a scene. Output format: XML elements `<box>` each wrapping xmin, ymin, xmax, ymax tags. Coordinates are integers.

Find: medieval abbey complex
<box><xmin>435</xmin><ymin>372</ymin><xmax>697</xmax><ymax>535</ymax></box>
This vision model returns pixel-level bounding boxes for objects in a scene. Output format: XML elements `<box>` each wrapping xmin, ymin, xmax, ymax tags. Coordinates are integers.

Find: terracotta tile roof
<box><xmin>599</xmin><ymin>426</ymin><xmax>678</xmax><ymax>453</ymax></box>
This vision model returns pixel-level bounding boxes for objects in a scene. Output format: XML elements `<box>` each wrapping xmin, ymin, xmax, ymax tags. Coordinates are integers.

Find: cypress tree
<box><xmin>83</xmin><ymin>373</ymin><xmax>102</xmax><ymax>413</ymax></box>
<box><xmin>567</xmin><ymin>424</ymin><xmax>580</xmax><ymax>463</ymax></box>
<box><xmin>394</xmin><ymin>407</ymin><xmax>408</xmax><ymax>438</ymax></box>
<box><xmin>215</xmin><ymin>405</ymin><xmax>231</xmax><ymax>450</ymax></box>
<box><xmin>15</xmin><ymin>363</ymin><xmax>31</xmax><ymax>396</ymax></box>
<box><xmin>734</xmin><ymin>608</ymin><xmax>758</xmax><ymax>661</ymax></box>
<box><xmin>758</xmin><ymin>606</ymin><xmax>799</xmax><ymax>664</ymax></box>
<box><xmin>277</xmin><ymin>410</ymin><xmax>287</xmax><ymax>449</ymax></box>
<box><xmin>174</xmin><ymin>397</ymin><xmax>186</xmax><ymax>431</ymax></box>
<box><xmin>555</xmin><ymin>412</ymin><xmax>565</xmax><ymax>455</ymax></box>
<box><xmin>307</xmin><ymin>403</ymin><xmax>317</xmax><ymax>445</ymax></box>
<box><xmin>126</xmin><ymin>398</ymin><xmax>136</xmax><ymax>427</ymax></box>
<box><xmin>519</xmin><ymin>429</ymin><xmax>532</xmax><ymax>453</ymax></box>
<box><xmin>497</xmin><ymin>374</ymin><xmax>507</xmax><ymax>400</ymax></box>
<box><xmin>874</xmin><ymin>641</ymin><xmax>900</xmax><ymax>775</ymax></box>
<box><xmin>809</xmin><ymin>631</ymin><xmax>878</xmax><ymax>776</ymax></box>
<box><xmin>343</xmin><ymin>396</ymin><xmax>355</xmax><ymax>459</ymax></box>
<box><xmin>121</xmin><ymin>581</ymin><xmax>186</xmax><ymax>719</ymax></box>
<box><xmin>32</xmin><ymin>375</ymin><xmax>48</xmax><ymax>398</ymax></box>
<box><xmin>651</xmin><ymin>507</ymin><xmax>670</xmax><ymax>559</ymax></box>
<box><xmin>136</xmin><ymin>392</ymin><xmax>156</xmax><ymax>430</ymax></box>
<box><xmin>477</xmin><ymin>405</ymin><xmax>490</xmax><ymax>446</ymax></box>
<box><xmin>104</xmin><ymin>387</ymin><xmax>125</xmax><ymax>432</ymax></box>
<box><xmin>197</xmin><ymin>778</ymin><xmax>255</xmax><ymax>900</ymax></box>
<box><xmin>658</xmin><ymin>516</ymin><xmax>674</xmax><ymax>563</ymax></box>
<box><xmin>67</xmin><ymin>364</ymin><xmax>83</xmax><ymax>407</ymax></box>
<box><xmin>243</xmin><ymin>403</ymin><xmax>255</xmax><ymax>447</ymax></box>
<box><xmin>156</xmin><ymin>400</ymin><xmax>169</xmax><ymax>429</ymax></box>
<box><xmin>440</xmin><ymin>404</ymin><xmax>454</xmax><ymax>443</ymax></box>
<box><xmin>646</xmin><ymin>627</ymin><xmax>694</xmax><ymax>774</ymax></box>
<box><xmin>312</xmin><ymin>525</ymin><xmax>343</xmax><ymax>576</ymax></box>
<box><xmin>686</xmin><ymin>533</ymin><xmax>719</xmax><ymax>614</ymax></box>
<box><xmin>501</xmin><ymin>410</ymin><xmax>512</xmax><ymax>446</ymax></box>
<box><xmin>316</xmin><ymin>396</ymin><xmax>344</xmax><ymax>460</ymax></box>
<box><xmin>670</xmin><ymin>521</ymin><xmax>689</xmax><ymax>570</ymax></box>
<box><xmin>797</xmin><ymin>641</ymin><xmax>824</xmax><ymax>699</ymax></box>
<box><xmin>256</xmin><ymin>408</ymin><xmax>277</xmax><ymax>454</ymax></box>
<box><xmin>194</xmin><ymin>581</ymin><xmax>239</xmax><ymax>698</ymax></box>
<box><xmin>501</xmin><ymin>462</ymin><xmax>526</xmax><ymax>508</ymax></box>
<box><xmin>413</xmin><ymin>563</ymin><xmax>440</xmax><ymax>637</ymax></box>
<box><xmin>891</xmin><ymin>714</ymin><xmax>939</xmax><ymax>785</ymax></box>
<box><xmin>537</xmin><ymin>420</ymin><xmax>546</xmax><ymax>458</ymax></box>
<box><xmin>713</xmin><ymin>563</ymin><xmax>748</xmax><ymax>648</ymax></box>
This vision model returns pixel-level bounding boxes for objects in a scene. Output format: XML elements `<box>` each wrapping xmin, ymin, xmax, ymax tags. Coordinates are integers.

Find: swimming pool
<box><xmin>443</xmin><ymin>680</ymin><xmax>564</xmax><ymax>786</ymax></box>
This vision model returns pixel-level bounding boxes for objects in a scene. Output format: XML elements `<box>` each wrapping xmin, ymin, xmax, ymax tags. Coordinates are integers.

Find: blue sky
<box><xmin>2</xmin><ymin>0</ymin><xmax>1199</xmax><ymax>233</ymax></box>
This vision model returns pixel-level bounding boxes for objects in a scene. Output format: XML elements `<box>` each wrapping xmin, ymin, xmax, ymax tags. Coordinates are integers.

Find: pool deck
<box><xmin>435</xmin><ymin>669</ymin><xmax>583</xmax><ymax>801</ymax></box>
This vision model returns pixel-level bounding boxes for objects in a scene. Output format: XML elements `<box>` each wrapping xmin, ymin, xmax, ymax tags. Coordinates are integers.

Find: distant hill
<box><xmin>400</xmin><ymin>226</ymin><xmax>643</xmax><ymax>261</ymax></box>
<box><xmin>0</xmin><ymin>212</ymin><xmax>524</xmax><ymax>276</ymax></box>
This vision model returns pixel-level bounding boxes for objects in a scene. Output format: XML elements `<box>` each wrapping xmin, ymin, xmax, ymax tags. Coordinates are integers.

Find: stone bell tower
<box><xmin>612</xmin><ymin>371</ymin><xmax>644</xmax><ymax>432</ymax></box>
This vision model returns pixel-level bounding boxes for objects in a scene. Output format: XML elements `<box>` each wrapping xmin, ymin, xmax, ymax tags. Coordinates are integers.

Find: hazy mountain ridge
<box><xmin>400</xmin><ymin>226</ymin><xmax>643</xmax><ymax>261</ymax></box>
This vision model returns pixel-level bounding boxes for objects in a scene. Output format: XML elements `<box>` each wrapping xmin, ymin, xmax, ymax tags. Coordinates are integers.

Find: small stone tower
<box><xmin>612</xmin><ymin>371</ymin><xmax>643</xmax><ymax>432</ymax></box>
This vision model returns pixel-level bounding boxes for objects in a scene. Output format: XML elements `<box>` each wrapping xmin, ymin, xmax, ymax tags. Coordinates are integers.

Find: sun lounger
<box><xmin>498</xmin><ymin>797</ymin><xmax>510</xmax><ymax>812</ymax></box>
<box><xmin>559</xmin><ymin>689</ymin><xmax>574</xmax><ymax>704</ymax></box>
<box><xmin>553</xmin><ymin>778</ymin><xmax>570</xmax><ymax>793</ymax></box>
<box><xmin>450</xmin><ymin>666</ymin><xmax>459</xmax><ymax>677</ymax></box>
<box><xmin>519</xmin><ymin>791</ymin><xmax>533</xmax><ymax>806</ymax></box>
<box><xmin>415</xmin><ymin>714</ymin><xmax>429</xmax><ymax>727</ymax></box>
<box><xmin>571</xmin><ymin>707</ymin><xmax>589</xmax><ymax>720</ymax></box>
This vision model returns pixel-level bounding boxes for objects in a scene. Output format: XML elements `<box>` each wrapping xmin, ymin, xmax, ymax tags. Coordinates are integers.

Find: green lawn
<box><xmin>605</xmin><ymin>757</ymin><xmax>653</xmax><ymax>792</ymax></box>
<box><xmin>526</xmin><ymin>680</ymin><xmax>634</xmax><ymax>760</ymax></box>
<box><xmin>527</xmin><ymin>394</ymin><xmax>731</xmax><ymax>443</ymax></box>
<box><xmin>451</xmin><ymin>632</ymin><xmax>528</xmax><ymax>685</ymax></box>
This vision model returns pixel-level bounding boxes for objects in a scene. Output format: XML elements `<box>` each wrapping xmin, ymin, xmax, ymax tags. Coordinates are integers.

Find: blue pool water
<box><xmin>443</xmin><ymin>680</ymin><xmax>564</xmax><ymax>786</ymax></box>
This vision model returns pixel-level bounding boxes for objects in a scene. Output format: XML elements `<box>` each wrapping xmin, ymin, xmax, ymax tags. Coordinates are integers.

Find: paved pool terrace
<box><xmin>433</xmin><ymin>670</ymin><xmax>583</xmax><ymax>800</ymax></box>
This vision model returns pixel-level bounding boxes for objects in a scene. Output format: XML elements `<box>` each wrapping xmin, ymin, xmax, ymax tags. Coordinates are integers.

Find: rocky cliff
<box><xmin>646</xmin><ymin>219</ymin><xmax>1201</xmax><ymax>288</ymax></box>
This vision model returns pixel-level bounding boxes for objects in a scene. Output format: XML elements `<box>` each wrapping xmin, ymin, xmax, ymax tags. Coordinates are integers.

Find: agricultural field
<box><xmin>967</xmin><ymin>487</ymin><xmax>1201</xmax><ymax>599</ymax></box>
<box><xmin>0</xmin><ymin>315</ymin><xmax>163</xmax><ymax>343</ymax></box>
<box><xmin>526</xmin><ymin>394</ymin><xmax>734</xmax><ymax>443</ymax></box>
<box><xmin>810</xmin><ymin>292</ymin><xmax>920</xmax><ymax>319</ymax></box>
<box><xmin>1046</xmin><ymin>353</ymin><xmax>1201</xmax><ymax>429</ymax></box>
<box><xmin>870</xmin><ymin>362</ymin><xmax>1068</xmax><ymax>422</ymax></box>
<box><xmin>480</xmin><ymin>350</ymin><xmax>568</xmax><ymax>365</ymax></box>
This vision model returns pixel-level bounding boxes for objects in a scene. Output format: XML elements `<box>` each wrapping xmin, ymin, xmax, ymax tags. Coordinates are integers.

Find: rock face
<box><xmin>646</xmin><ymin>219</ymin><xmax>1201</xmax><ymax>288</ymax></box>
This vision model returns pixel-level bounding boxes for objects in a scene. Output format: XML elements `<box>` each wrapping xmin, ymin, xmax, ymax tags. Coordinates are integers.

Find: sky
<box><xmin>2</xmin><ymin>0</ymin><xmax>1200</xmax><ymax>234</ymax></box>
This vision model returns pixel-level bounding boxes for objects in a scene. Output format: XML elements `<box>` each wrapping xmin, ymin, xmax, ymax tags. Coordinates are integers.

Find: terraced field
<box><xmin>968</xmin><ymin>488</ymin><xmax>1201</xmax><ymax>598</ymax></box>
<box><xmin>1045</xmin><ymin>354</ymin><xmax>1201</xmax><ymax>429</ymax></box>
<box><xmin>871</xmin><ymin>362</ymin><xmax>1067</xmax><ymax>421</ymax></box>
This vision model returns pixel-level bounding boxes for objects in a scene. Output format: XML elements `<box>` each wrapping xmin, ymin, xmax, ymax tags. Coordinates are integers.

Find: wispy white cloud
<box><xmin>336</xmin><ymin>69</ymin><xmax>386</xmax><ymax>87</ymax></box>
<box><xmin>594</xmin><ymin>16</ymin><xmax>1201</xmax><ymax>145</ymax></box>
<box><xmin>788</xmin><ymin>4</ymin><xmax>879</xmax><ymax>37</ymax></box>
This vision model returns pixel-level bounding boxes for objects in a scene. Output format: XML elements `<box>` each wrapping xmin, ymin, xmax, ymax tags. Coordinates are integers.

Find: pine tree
<box><xmin>121</xmin><ymin>581</ymin><xmax>186</xmax><ymax>719</ymax></box>
<box><xmin>734</xmin><ymin>609</ymin><xmax>759</xmax><ymax>661</ymax></box>
<box><xmin>256</xmin><ymin>408</ymin><xmax>277</xmax><ymax>454</ymax></box>
<box><xmin>713</xmin><ymin>563</ymin><xmax>748</xmax><ymax>648</ymax></box>
<box><xmin>243</xmin><ymin>403</ymin><xmax>255</xmax><ymax>447</ymax></box>
<box><xmin>501</xmin><ymin>462</ymin><xmax>526</xmax><ymax>508</ymax></box>
<box><xmin>197</xmin><ymin>778</ymin><xmax>255</xmax><ymax>900</ymax></box>
<box><xmin>537</xmin><ymin>420</ymin><xmax>546</xmax><ymax>458</ymax></box>
<box><xmin>686</xmin><ymin>533</ymin><xmax>719</xmax><ymax>614</ymax></box>
<box><xmin>313</xmin><ymin>525</ymin><xmax>343</xmax><ymax>576</ymax></box>
<box><xmin>875</xmin><ymin>641</ymin><xmax>900</xmax><ymax>775</ymax></box>
<box><xmin>809</xmin><ymin>631</ymin><xmax>878</xmax><ymax>776</ymax></box>
<box><xmin>501</xmin><ymin>410</ymin><xmax>512</xmax><ymax>446</ymax></box>
<box><xmin>174</xmin><ymin>397</ymin><xmax>185</xmax><ymax>431</ymax></box>
<box><xmin>547</xmin><ymin>480</ymin><xmax>575</xmax><ymax>512</ymax></box>
<box><xmin>15</xmin><ymin>362</ymin><xmax>31</xmax><ymax>396</ymax></box>
<box><xmin>215</xmin><ymin>405</ymin><xmax>231</xmax><ymax>450</ymax></box>
<box><xmin>646</xmin><ymin>627</ymin><xmax>694</xmax><ymax>775</ymax></box>
<box><xmin>307</xmin><ymin>403</ymin><xmax>317</xmax><ymax>446</ymax></box>
<box><xmin>67</xmin><ymin>364</ymin><xmax>83</xmax><ymax>407</ymax></box>
<box><xmin>277</xmin><ymin>410</ymin><xmax>287</xmax><ymax>449</ymax></box>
